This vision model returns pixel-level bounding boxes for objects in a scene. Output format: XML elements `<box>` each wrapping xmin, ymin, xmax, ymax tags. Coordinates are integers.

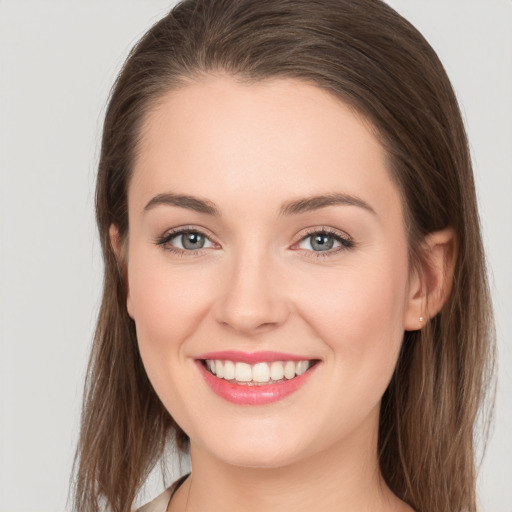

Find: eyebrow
<box><xmin>280</xmin><ymin>192</ymin><xmax>376</xmax><ymax>216</ymax></box>
<box><xmin>143</xmin><ymin>192</ymin><xmax>376</xmax><ymax>216</ymax></box>
<box><xmin>144</xmin><ymin>193</ymin><xmax>219</xmax><ymax>215</ymax></box>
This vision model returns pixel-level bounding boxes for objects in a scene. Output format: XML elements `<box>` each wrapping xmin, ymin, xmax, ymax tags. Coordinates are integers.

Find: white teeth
<box><xmin>296</xmin><ymin>360</ymin><xmax>309</xmax><ymax>375</ymax></box>
<box><xmin>270</xmin><ymin>361</ymin><xmax>284</xmax><ymax>381</ymax></box>
<box><xmin>223</xmin><ymin>360</ymin><xmax>235</xmax><ymax>380</ymax></box>
<box><xmin>284</xmin><ymin>361</ymin><xmax>296</xmax><ymax>379</ymax></box>
<box><xmin>252</xmin><ymin>362</ymin><xmax>271</xmax><ymax>383</ymax></box>
<box><xmin>235</xmin><ymin>362</ymin><xmax>252</xmax><ymax>382</ymax></box>
<box><xmin>205</xmin><ymin>359</ymin><xmax>313</xmax><ymax>383</ymax></box>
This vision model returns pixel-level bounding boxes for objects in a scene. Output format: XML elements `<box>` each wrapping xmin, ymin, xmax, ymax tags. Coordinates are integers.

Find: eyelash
<box><xmin>297</xmin><ymin>226</ymin><xmax>354</xmax><ymax>258</ymax></box>
<box><xmin>155</xmin><ymin>226</ymin><xmax>216</xmax><ymax>258</ymax></box>
<box><xmin>154</xmin><ymin>225</ymin><xmax>355</xmax><ymax>259</ymax></box>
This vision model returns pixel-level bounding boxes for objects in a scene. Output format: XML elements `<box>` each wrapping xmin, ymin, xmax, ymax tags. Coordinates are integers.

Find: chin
<box><xmin>211</xmin><ymin>444</ymin><xmax>301</xmax><ymax>469</ymax></box>
<box><xmin>191</xmin><ymin>423</ymin><xmax>310</xmax><ymax>469</ymax></box>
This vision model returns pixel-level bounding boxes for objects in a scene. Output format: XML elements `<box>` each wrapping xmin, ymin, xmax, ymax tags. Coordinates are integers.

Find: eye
<box><xmin>296</xmin><ymin>228</ymin><xmax>354</xmax><ymax>256</ymax></box>
<box><xmin>172</xmin><ymin>231</ymin><xmax>212</xmax><ymax>250</ymax></box>
<box><xmin>156</xmin><ymin>228</ymin><xmax>215</xmax><ymax>254</ymax></box>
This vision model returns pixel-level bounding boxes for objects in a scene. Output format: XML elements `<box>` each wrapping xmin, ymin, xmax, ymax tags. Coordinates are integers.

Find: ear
<box><xmin>403</xmin><ymin>227</ymin><xmax>457</xmax><ymax>331</ymax></box>
<box><xmin>109</xmin><ymin>224</ymin><xmax>134</xmax><ymax>319</ymax></box>
<box><xmin>109</xmin><ymin>224</ymin><xmax>123</xmax><ymax>260</ymax></box>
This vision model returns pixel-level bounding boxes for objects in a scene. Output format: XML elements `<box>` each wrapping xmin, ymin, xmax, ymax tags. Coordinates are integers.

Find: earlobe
<box><xmin>109</xmin><ymin>224</ymin><xmax>134</xmax><ymax>319</ymax></box>
<box><xmin>404</xmin><ymin>227</ymin><xmax>457</xmax><ymax>331</ymax></box>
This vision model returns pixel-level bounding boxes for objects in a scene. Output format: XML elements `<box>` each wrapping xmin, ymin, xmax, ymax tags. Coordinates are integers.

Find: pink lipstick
<box><xmin>195</xmin><ymin>351</ymin><xmax>319</xmax><ymax>405</ymax></box>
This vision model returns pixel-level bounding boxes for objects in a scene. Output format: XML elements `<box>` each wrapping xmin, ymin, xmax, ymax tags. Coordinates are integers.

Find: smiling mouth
<box><xmin>200</xmin><ymin>359</ymin><xmax>320</xmax><ymax>386</ymax></box>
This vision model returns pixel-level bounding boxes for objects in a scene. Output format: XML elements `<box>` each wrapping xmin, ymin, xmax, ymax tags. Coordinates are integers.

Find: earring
<box><xmin>419</xmin><ymin>316</ymin><xmax>424</xmax><ymax>323</ymax></box>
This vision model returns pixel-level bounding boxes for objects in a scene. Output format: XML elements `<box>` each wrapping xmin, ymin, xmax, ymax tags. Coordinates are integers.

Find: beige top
<box><xmin>136</xmin><ymin>474</ymin><xmax>189</xmax><ymax>512</ymax></box>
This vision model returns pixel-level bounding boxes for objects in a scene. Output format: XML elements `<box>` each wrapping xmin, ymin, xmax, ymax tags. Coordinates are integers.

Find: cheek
<box><xmin>296</xmin><ymin>251</ymin><xmax>409</xmax><ymax>367</ymax></box>
<box><xmin>126</xmin><ymin>253</ymin><xmax>214</xmax><ymax>361</ymax></box>
<box><xmin>126</xmin><ymin>254</ymin><xmax>218</xmax><ymax>425</ymax></box>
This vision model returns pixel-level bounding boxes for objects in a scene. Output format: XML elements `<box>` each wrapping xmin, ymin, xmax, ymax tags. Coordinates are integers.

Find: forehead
<box><xmin>129</xmin><ymin>76</ymin><xmax>402</xmax><ymax>223</ymax></box>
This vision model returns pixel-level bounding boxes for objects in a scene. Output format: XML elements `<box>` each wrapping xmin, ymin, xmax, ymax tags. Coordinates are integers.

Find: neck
<box><xmin>174</xmin><ymin>409</ymin><xmax>411</xmax><ymax>512</ymax></box>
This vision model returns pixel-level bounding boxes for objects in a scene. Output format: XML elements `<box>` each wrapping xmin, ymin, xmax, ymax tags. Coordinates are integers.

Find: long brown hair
<box><xmin>73</xmin><ymin>1</ymin><xmax>495</xmax><ymax>511</ymax></box>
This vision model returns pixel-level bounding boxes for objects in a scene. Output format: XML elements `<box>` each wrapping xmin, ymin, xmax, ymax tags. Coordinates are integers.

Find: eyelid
<box><xmin>154</xmin><ymin>225</ymin><xmax>219</xmax><ymax>254</ymax></box>
<box><xmin>291</xmin><ymin>226</ymin><xmax>354</xmax><ymax>258</ymax></box>
<box><xmin>155</xmin><ymin>225</ymin><xmax>354</xmax><ymax>258</ymax></box>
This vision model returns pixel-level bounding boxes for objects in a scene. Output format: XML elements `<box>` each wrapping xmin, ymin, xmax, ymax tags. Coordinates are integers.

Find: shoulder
<box><xmin>135</xmin><ymin>488</ymin><xmax>172</xmax><ymax>512</ymax></box>
<box><xmin>135</xmin><ymin>474</ymin><xmax>190</xmax><ymax>512</ymax></box>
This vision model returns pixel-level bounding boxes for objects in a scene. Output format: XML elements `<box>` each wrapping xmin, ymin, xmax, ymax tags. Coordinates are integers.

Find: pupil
<box><xmin>312</xmin><ymin>234</ymin><xmax>334</xmax><ymax>251</ymax></box>
<box><xmin>182</xmin><ymin>232</ymin><xmax>204</xmax><ymax>250</ymax></box>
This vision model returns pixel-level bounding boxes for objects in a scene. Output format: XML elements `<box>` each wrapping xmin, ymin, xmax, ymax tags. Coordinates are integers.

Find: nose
<box><xmin>213</xmin><ymin>250</ymin><xmax>290</xmax><ymax>336</ymax></box>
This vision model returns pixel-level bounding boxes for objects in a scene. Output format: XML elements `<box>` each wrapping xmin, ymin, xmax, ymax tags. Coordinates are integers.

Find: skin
<box><xmin>116</xmin><ymin>76</ymin><xmax>453</xmax><ymax>512</ymax></box>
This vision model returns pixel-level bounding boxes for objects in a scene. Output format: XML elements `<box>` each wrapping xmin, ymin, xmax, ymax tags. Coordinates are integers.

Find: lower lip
<box><xmin>196</xmin><ymin>361</ymin><xmax>318</xmax><ymax>405</ymax></box>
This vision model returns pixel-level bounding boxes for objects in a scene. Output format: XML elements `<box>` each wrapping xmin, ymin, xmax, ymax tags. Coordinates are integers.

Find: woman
<box><xmin>73</xmin><ymin>1</ymin><xmax>495</xmax><ymax>511</ymax></box>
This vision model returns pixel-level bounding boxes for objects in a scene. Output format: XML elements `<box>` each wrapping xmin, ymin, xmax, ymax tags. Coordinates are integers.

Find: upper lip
<box><xmin>196</xmin><ymin>350</ymin><xmax>318</xmax><ymax>365</ymax></box>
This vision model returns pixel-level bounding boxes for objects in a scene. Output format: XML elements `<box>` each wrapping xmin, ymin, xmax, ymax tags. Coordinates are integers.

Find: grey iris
<box><xmin>311</xmin><ymin>234</ymin><xmax>334</xmax><ymax>251</ymax></box>
<box><xmin>182</xmin><ymin>232</ymin><xmax>205</xmax><ymax>250</ymax></box>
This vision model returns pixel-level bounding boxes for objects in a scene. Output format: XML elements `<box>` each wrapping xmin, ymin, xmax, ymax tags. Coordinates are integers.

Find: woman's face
<box><xmin>124</xmin><ymin>76</ymin><xmax>419</xmax><ymax>468</ymax></box>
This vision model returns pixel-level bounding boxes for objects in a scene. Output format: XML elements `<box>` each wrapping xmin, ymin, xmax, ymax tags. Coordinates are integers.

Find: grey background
<box><xmin>0</xmin><ymin>1</ymin><xmax>510</xmax><ymax>510</ymax></box>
